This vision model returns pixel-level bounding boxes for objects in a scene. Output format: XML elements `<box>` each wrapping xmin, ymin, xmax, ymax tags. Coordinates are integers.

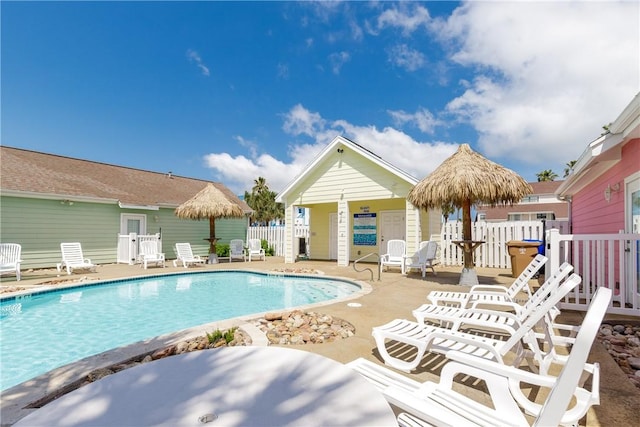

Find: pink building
<box><xmin>554</xmin><ymin>93</ymin><xmax>639</xmax><ymax>313</ymax></box>
<box><xmin>557</xmin><ymin>93</ymin><xmax>639</xmax><ymax>235</ymax></box>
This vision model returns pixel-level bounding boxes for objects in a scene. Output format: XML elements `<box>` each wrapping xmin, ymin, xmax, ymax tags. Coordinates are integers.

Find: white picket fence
<box><xmin>246</xmin><ymin>226</ymin><xmax>309</xmax><ymax>257</ymax></box>
<box><xmin>439</xmin><ymin>220</ymin><xmax>569</xmax><ymax>268</ymax></box>
<box><xmin>246</xmin><ymin>221</ymin><xmax>568</xmax><ymax>268</ymax></box>
<box><xmin>547</xmin><ymin>229</ymin><xmax>640</xmax><ymax>315</ymax></box>
<box><xmin>116</xmin><ymin>233</ymin><xmax>161</xmax><ymax>264</ymax></box>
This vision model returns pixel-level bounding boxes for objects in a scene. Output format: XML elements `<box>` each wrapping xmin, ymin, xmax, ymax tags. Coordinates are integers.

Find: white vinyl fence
<box><xmin>547</xmin><ymin>229</ymin><xmax>640</xmax><ymax>316</ymax></box>
<box><xmin>439</xmin><ymin>220</ymin><xmax>569</xmax><ymax>268</ymax></box>
<box><xmin>117</xmin><ymin>233</ymin><xmax>161</xmax><ymax>264</ymax></box>
<box><xmin>246</xmin><ymin>226</ymin><xmax>309</xmax><ymax>257</ymax></box>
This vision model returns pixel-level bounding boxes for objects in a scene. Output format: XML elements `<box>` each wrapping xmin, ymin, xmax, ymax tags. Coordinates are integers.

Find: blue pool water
<box><xmin>0</xmin><ymin>271</ymin><xmax>360</xmax><ymax>391</ymax></box>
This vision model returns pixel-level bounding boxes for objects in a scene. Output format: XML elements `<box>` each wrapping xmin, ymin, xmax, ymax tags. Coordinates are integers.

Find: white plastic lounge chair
<box><xmin>417</xmin><ymin>255</ymin><xmax>576</xmax><ymax>346</ymax></box>
<box><xmin>173</xmin><ymin>243</ymin><xmax>206</xmax><ymax>268</ymax></box>
<box><xmin>404</xmin><ymin>241</ymin><xmax>438</xmax><ymax>278</ymax></box>
<box><xmin>413</xmin><ymin>262</ymin><xmax>577</xmax><ymax>351</ymax></box>
<box><xmin>247</xmin><ymin>239</ymin><xmax>265</xmax><ymax>261</ymax></box>
<box><xmin>352</xmin><ymin>287</ymin><xmax>611</xmax><ymax>427</ymax></box>
<box><xmin>229</xmin><ymin>239</ymin><xmax>246</xmax><ymax>262</ymax></box>
<box><xmin>0</xmin><ymin>243</ymin><xmax>22</xmax><ymax>281</ymax></box>
<box><xmin>413</xmin><ymin>258</ymin><xmax>559</xmax><ymax>327</ymax></box>
<box><xmin>372</xmin><ymin>270</ymin><xmax>581</xmax><ymax>374</ymax></box>
<box><xmin>426</xmin><ymin>254</ymin><xmax>548</xmax><ymax>308</ymax></box>
<box><xmin>57</xmin><ymin>242</ymin><xmax>96</xmax><ymax>275</ymax></box>
<box><xmin>380</xmin><ymin>239</ymin><xmax>407</xmax><ymax>274</ymax></box>
<box><xmin>137</xmin><ymin>240</ymin><xmax>165</xmax><ymax>269</ymax></box>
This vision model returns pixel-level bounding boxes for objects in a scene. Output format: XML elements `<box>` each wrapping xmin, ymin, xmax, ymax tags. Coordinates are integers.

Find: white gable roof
<box><xmin>276</xmin><ymin>136</ymin><xmax>418</xmax><ymax>202</ymax></box>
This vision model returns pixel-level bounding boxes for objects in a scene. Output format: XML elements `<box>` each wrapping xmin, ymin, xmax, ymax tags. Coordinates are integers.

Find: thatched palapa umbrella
<box><xmin>175</xmin><ymin>183</ymin><xmax>246</xmax><ymax>257</ymax></box>
<box><xmin>408</xmin><ymin>144</ymin><xmax>532</xmax><ymax>285</ymax></box>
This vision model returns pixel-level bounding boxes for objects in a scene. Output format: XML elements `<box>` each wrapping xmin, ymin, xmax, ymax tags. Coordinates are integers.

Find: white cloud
<box><xmin>388</xmin><ymin>107</ymin><xmax>440</xmax><ymax>134</ymax></box>
<box><xmin>277</xmin><ymin>62</ymin><xmax>289</xmax><ymax>79</ymax></box>
<box><xmin>436</xmin><ymin>1</ymin><xmax>639</xmax><ymax>168</ymax></box>
<box><xmin>387</xmin><ymin>44</ymin><xmax>425</xmax><ymax>71</ymax></box>
<box><xmin>328</xmin><ymin>51</ymin><xmax>351</xmax><ymax>74</ymax></box>
<box><xmin>186</xmin><ymin>49</ymin><xmax>210</xmax><ymax>76</ymax></box>
<box><xmin>282</xmin><ymin>103</ymin><xmax>326</xmax><ymax>137</ymax></box>
<box><xmin>374</xmin><ymin>4</ymin><xmax>432</xmax><ymax>36</ymax></box>
<box><xmin>203</xmin><ymin>105</ymin><xmax>458</xmax><ymax>194</ymax></box>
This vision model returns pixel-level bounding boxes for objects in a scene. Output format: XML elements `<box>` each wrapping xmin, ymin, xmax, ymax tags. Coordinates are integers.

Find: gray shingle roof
<box><xmin>0</xmin><ymin>146</ymin><xmax>251</xmax><ymax>211</ymax></box>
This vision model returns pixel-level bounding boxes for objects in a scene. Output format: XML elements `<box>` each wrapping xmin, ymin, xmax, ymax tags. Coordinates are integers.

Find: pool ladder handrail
<box><xmin>353</xmin><ymin>252</ymin><xmax>381</xmax><ymax>281</ymax></box>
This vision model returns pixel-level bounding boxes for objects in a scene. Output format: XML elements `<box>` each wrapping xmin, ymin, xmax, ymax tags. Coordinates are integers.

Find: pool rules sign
<box><xmin>353</xmin><ymin>213</ymin><xmax>377</xmax><ymax>246</ymax></box>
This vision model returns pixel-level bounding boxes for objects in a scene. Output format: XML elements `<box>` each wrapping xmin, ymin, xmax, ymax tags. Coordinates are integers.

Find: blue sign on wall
<box><xmin>353</xmin><ymin>213</ymin><xmax>377</xmax><ymax>246</ymax></box>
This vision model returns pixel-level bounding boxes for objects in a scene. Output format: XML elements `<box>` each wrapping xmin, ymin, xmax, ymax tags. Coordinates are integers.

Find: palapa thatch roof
<box><xmin>408</xmin><ymin>144</ymin><xmax>533</xmax><ymax>209</ymax></box>
<box><xmin>175</xmin><ymin>183</ymin><xmax>246</xmax><ymax>220</ymax></box>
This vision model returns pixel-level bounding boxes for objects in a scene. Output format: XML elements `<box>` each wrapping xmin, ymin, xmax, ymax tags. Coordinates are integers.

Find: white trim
<box><xmin>0</xmin><ymin>189</ymin><xmax>118</xmax><ymax>204</ymax></box>
<box><xmin>557</xmin><ymin>92</ymin><xmax>639</xmax><ymax>197</ymax></box>
<box><xmin>118</xmin><ymin>202</ymin><xmax>160</xmax><ymax>211</ymax></box>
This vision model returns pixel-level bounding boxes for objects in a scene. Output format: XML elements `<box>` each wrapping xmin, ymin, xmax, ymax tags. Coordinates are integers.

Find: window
<box><xmin>521</xmin><ymin>195</ymin><xmax>539</xmax><ymax>203</ymax></box>
<box><xmin>536</xmin><ymin>212</ymin><xmax>556</xmax><ymax>220</ymax></box>
<box><xmin>508</xmin><ymin>214</ymin><xmax>522</xmax><ymax>221</ymax></box>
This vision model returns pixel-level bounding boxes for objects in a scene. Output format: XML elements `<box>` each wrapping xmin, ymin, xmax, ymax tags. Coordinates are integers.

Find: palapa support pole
<box><xmin>462</xmin><ymin>199</ymin><xmax>473</xmax><ymax>269</ymax></box>
<box><xmin>459</xmin><ymin>198</ymin><xmax>479</xmax><ymax>286</ymax></box>
<box><xmin>208</xmin><ymin>217</ymin><xmax>216</xmax><ymax>254</ymax></box>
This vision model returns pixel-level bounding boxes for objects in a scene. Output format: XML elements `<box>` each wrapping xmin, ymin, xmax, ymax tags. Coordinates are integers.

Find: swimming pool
<box><xmin>0</xmin><ymin>271</ymin><xmax>361</xmax><ymax>391</ymax></box>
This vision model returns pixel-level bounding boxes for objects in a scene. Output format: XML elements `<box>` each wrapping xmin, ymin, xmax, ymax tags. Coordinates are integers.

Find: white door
<box><xmin>625</xmin><ymin>173</ymin><xmax>640</xmax><ymax>306</ymax></box>
<box><xmin>329</xmin><ymin>213</ymin><xmax>338</xmax><ymax>260</ymax></box>
<box><xmin>379</xmin><ymin>210</ymin><xmax>405</xmax><ymax>253</ymax></box>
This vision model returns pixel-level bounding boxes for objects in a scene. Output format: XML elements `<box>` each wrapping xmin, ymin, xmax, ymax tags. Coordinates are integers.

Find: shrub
<box><xmin>261</xmin><ymin>239</ymin><xmax>275</xmax><ymax>256</ymax></box>
<box><xmin>206</xmin><ymin>327</ymin><xmax>237</xmax><ymax>344</ymax></box>
<box><xmin>216</xmin><ymin>244</ymin><xmax>230</xmax><ymax>257</ymax></box>
<box><xmin>206</xmin><ymin>329</ymin><xmax>223</xmax><ymax>344</ymax></box>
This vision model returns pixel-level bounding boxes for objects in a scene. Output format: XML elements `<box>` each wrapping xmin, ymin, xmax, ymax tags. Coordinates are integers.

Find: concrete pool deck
<box><xmin>1</xmin><ymin>257</ymin><xmax>638</xmax><ymax>426</ymax></box>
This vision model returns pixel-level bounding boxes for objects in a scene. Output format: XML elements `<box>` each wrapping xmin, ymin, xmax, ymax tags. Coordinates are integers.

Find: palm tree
<box><xmin>536</xmin><ymin>169</ymin><xmax>558</xmax><ymax>182</ymax></box>
<box><xmin>245</xmin><ymin>177</ymin><xmax>283</xmax><ymax>225</ymax></box>
<box><xmin>563</xmin><ymin>160</ymin><xmax>577</xmax><ymax>178</ymax></box>
<box><xmin>441</xmin><ymin>203</ymin><xmax>456</xmax><ymax>222</ymax></box>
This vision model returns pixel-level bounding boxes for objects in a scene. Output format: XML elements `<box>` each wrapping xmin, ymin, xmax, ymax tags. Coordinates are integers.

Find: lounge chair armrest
<box><xmin>445</xmin><ymin>351</ymin><xmax>600</xmax><ymax>420</ymax></box>
<box><xmin>422</xmin><ymin>330</ymin><xmax>503</xmax><ymax>362</ymax></box>
<box><xmin>469</xmin><ymin>285</ymin><xmax>509</xmax><ymax>294</ymax></box>
<box><xmin>469</xmin><ymin>299</ymin><xmax>522</xmax><ymax>313</ymax></box>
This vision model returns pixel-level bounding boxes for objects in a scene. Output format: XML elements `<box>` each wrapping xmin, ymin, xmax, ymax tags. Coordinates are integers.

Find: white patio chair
<box><xmin>137</xmin><ymin>240</ymin><xmax>165</xmax><ymax>269</ymax></box>
<box><xmin>380</xmin><ymin>239</ymin><xmax>406</xmax><ymax>274</ymax></box>
<box><xmin>57</xmin><ymin>242</ymin><xmax>96</xmax><ymax>275</ymax></box>
<box><xmin>173</xmin><ymin>243</ymin><xmax>206</xmax><ymax>268</ymax></box>
<box><xmin>247</xmin><ymin>238</ymin><xmax>265</xmax><ymax>261</ymax></box>
<box><xmin>352</xmin><ymin>287</ymin><xmax>611</xmax><ymax>427</ymax></box>
<box><xmin>229</xmin><ymin>239</ymin><xmax>246</xmax><ymax>262</ymax></box>
<box><xmin>403</xmin><ymin>241</ymin><xmax>438</xmax><ymax>278</ymax></box>
<box><xmin>426</xmin><ymin>254</ymin><xmax>548</xmax><ymax>308</ymax></box>
<box><xmin>0</xmin><ymin>243</ymin><xmax>23</xmax><ymax>281</ymax></box>
<box><xmin>418</xmin><ymin>254</ymin><xmax>577</xmax><ymax>346</ymax></box>
<box><xmin>413</xmin><ymin>262</ymin><xmax>577</xmax><ymax>350</ymax></box>
<box><xmin>372</xmin><ymin>269</ymin><xmax>581</xmax><ymax>374</ymax></box>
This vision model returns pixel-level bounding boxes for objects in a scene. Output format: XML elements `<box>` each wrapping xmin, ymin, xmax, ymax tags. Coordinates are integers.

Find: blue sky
<box><xmin>2</xmin><ymin>1</ymin><xmax>638</xmax><ymax>195</ymax></box>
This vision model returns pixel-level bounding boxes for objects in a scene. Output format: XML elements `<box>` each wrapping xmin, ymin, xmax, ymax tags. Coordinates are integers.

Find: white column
<box><xmin>337</xmin><ymin>200</ymin><xmax>350</xmax><ymax>266</ymax></box>
<box><xmin>284</xmin><ymin>205</ymin><xmax>295</xmax><ymax>263</ymax></box>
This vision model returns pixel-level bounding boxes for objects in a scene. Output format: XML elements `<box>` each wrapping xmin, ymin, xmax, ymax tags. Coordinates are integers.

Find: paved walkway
<box><xmin>1</xmin><ymin>257</ymin><xmax>638</xmax><ymax>426</ymax></box>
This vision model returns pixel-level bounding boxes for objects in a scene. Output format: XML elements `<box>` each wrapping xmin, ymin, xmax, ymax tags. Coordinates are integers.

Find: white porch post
<box><xmin>337</xmin><ymin>200</ymin><xmax>350</xmax><ymax>266</ymax></box>
<box><xmin>546</xmin><ymin>228</ymin><xmax>560</xmax><ymax>279</ymax></box>
<box><xmin>284</xmin><ymin>205</ymin><xmax>296</xmax><ymax>263</ymax></box>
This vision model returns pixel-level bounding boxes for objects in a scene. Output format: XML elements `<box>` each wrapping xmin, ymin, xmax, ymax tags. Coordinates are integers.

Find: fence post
<box><xmin>546</xmin><ymin>228</ymin><xmax>560</xmax><ymax>279</ymax></box>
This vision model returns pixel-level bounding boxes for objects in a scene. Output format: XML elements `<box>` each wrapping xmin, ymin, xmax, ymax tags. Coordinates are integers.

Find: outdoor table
<box><xmin>14</xmin><ymin>346</ymin><xmax>398</xmax><ymax>427</ymax></box>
